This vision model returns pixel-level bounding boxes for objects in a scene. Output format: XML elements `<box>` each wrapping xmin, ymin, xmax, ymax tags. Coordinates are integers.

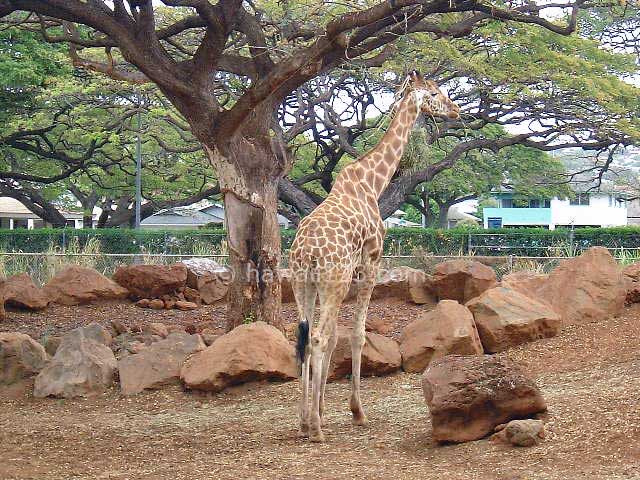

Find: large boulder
<box><xmin>112</xmin><ymin>263</ymin><xmax>188</xmax><ymax>299</ymax></box>
<box><xmin>466</xmin><ymin>286</ymin><xmax>561</xmax><ymax>353</ymax></box>
<box><xmin>0</xmin><ymin>332</ymin><xmax>49</xmax><ymax>384</ymax></box>
<box><xmin>329</xmin><ymin>326</ymin><xmax>401</xmax><ymax>380</ymax></box>
<box><xmin>43</xmin><ymin>266</ymin><xmax>129</xmax><ymax>306</ymax></box>
<box><xmin>34</xmin><ymin>323</ymin><xmax>117</xmax><ymax>398</ymax></box>
<box><xmin>508</xmin><ymin>247</ymin><xmax>625</xmax><ymax>326</ymax></box>
<box><xmin>182</xmin><ymin>260</ymin><xmax>231</xmax><ymax>305</ymax></box>
<box><xmin>431</xmin><ymin>260</ymin><xmax>498</xmax><ymax>303</ymax></box>
<box><xmin>118</xmin><ymin>332</ymin><xmax>206</xmax><ymax>395</ymax></box>
<box><xmin>501</xmin><ymin>271</ymin><xmax>548</xmax><ymax>297</ymax></box>
<box><xmin>181</xmin><ymin>321</ymin><xmax>297</xmax><ymax>392</ymax></box>
<box><xmin>399</xmin><ymin>300</ymin><xmax>483</xmax><ymax>373</ymax></box>
<box><xmin>422</xmin><ymin>355</ymin><xmax>547</xmax><ymax>443</ymax></box>
<box><xmin>371</xmin><ymin>266</ymin><xmax>436</xmax><ymax>304</ymax></box>
<box><xmin>622</xmin><ymin>262</ymin><xmax>640</xmax><ymax>304</ymax></box>
<box><xmin>2</xmin><ymin>273</ymin><xmax>49</xmax><ymax>311</ymax></box>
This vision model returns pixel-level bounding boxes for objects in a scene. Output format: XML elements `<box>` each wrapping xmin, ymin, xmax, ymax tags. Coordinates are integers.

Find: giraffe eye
<box><xmin>430</xmin><ymin>92</ymin><xmax>438</xmax><ymax>97</ymax></box>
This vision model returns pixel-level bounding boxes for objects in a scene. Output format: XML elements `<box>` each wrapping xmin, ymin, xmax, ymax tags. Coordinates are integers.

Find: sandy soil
<box><xmin>1</xmin><ymin>302</ymin><xmax>639</xmax><ymax>480</ymax></box>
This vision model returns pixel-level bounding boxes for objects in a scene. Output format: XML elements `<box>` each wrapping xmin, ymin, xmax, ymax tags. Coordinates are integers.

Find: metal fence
<box><xmin>2</xmin><ymin>250</ymin><xmax>632</xmax><ymax>286</ymax></box>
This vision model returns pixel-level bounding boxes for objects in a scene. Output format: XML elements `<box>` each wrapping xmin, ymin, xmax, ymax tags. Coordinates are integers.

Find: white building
<box><xmin>483</xmin><ymin>191</ymin><xmax>628</xmax><ymax>229</ymax></box>
<box><xmin>382</xmin><ymin>210</ymin><xmax>422</xmax><ymax>228</ymax></box>
<box><xmin>0</xmin><ymin>197</ymin><xmax>85</xmax><ymax>229</ymax></box>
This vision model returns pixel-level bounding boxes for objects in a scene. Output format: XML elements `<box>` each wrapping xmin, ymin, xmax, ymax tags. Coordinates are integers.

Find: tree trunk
<box><xmin>205</xmin><ymin>131</ymin><xmax>286</xmax><ymax>331</ymax></box>
<box><xmin>82</xmin><ymin>214</ymin><xmax>93</xmax><ymax>228</ymax></box>
<box><xmin>437</xmin><ymin>203</ymin><xmax>451</xmax><ymax>229</ymax></box>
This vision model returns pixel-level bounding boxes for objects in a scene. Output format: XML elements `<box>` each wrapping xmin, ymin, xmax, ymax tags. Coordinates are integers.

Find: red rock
<box><xmin>329</xmin><ymin>326</ymin><xmax>401</xmax><ymax>380</ymax></box>
<box><xmin>431</xmin><ymin>260</ymin><xmax>497</xmax><ymax>303</ymax></box>
<box><xmin>365</xmin><ymin>317</ymin><xmax>393</xmax><ymax>335</ymax></box>
<box><xmin>622</xmin><ymin>262</ymin><xmax>640</xmax><ymax>304</ymax></box>
<box><xmin>399</xmin><ymin>300</ymin><xmax>483</xmax><ymax>373</ymax></box>
<box><xmin>422</xmin><ymin>355</ymin><xmax>546</xmax><ymax>443</ymax></box>
<box><xmin>43</xmin><ymin>266</ymin><xmax>129</xmax><ymax>306</ymax></box>
<box><xmin>371</xmin><ymin>266</ymin><xmax>436</xmax><ymax>304</ymax></box>
<box><xmin>149</xmin><ymin>299</ymin><xmax>165</xmax><ymax>310</ymax></box>
<box><xmin>182</xmin><ymin>259</ymin><xmax>231</xmax><ymax>305</ymax></box>
<box><xmin>507</xmin><ymin>247</ymin><xmax>625</xmax><ymax>326</ymax></box>
<box><xmin>118</xmin><ymin>332</ymin><xmax>205</xmax><ymax>395</ymax></box>
<box><xmin>183</xmin><ymin>287</ymin><xmax>202</xmax><ymax>305</ymax></box>
<box><xmin>180</xmin><ymin>321</ymin><xmax>297</xmax><ymax>392</ymax></box>
<box><xmin>136</xmin><ymin>299</ymin><xmax>151</xmax><ymax>308</ymax></box>
<box><xmin>34</xmin><ymin>323</ymin><xmax>117</xmax><ymax>398</ymax></box>
<box><xmin>175</xmin><ymin>300</ymin><xmax>198</xmax><ymax>311</ymax></box>
<box><xmin>0</xmin><ymin>332</ymin><xmax>49</xmax><ymax>384</ymax></box>
<box><xmin>466</xmin><ymin>286</ymin><xmax>561</xmax><ymax>353</ymax></box>
<box><xmin>2</xmin><ymin>273</ymin><xmax>49</xmax><ymax>311</ymax></box>
<box><xmin>143</xmin><ymin>323</ymin><xmax>168</xmax><ymax>339</ymax></box>
<box><xmin>112</xmin><ymin>263</ymin><xmax>188</xmax><ymax>299</ymax></box>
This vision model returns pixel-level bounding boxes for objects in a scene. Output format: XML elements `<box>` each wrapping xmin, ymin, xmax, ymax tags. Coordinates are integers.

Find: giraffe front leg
<box><xmin>350</xmin><ymin>325</ymin><xmax>368</xmax><ymax>426</ymax></box>
<box><xmin>350</xmin><ymin>258</ymin><xmax>378</xmax><ymax>426</ymax></box>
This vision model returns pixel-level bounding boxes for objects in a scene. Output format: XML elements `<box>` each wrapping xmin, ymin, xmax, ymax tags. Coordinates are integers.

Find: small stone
<box><xmin>175</xmin><ymin>300</ymin><xmax>198</xmax><ymax>311</ymax></box>
<box><xmin>149</xmin><ymin>299</ymin><xmax>165</xmax><ymax>310</ymax></box>
<box><xmin>144</xmin><ymin>323</ymin><xmax>168</xmax><ymax>339</ymax></box>
<box><xmin>183</xmin><ymin>287</ymin><xmax>202</xmax><ymax>305</ymax></box>
<box><xmin>164</xmin><ymin>299</ymin><xmax>177</xmax><ymax>310</ymax></box>
<box><xmin>111</xmin><ymin>319</ymin><xmax>129</xmax><ymax>335</ymax></box>
<box><xmin>501</xmin><ymin>419</ymin><xmax>545</xmax><ymax>447</ymax></box>
<box><xmin>136</xmin><ymin>299</ymin><xmax>151</xmax><ymax>309</ymax></box>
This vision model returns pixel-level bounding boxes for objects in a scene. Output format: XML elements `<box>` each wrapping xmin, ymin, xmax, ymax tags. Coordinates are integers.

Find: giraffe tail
<box><xmin>296</xmin><ymin>320</ymin><xmax>309</xmax><ymax>365</ymax></box>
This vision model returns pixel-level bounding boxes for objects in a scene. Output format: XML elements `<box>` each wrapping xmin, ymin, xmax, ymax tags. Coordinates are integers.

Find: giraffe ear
<box><xmin>410</xmin><ymin>70</ymin><xmax>421</xmax><ymax>79</ymax></box>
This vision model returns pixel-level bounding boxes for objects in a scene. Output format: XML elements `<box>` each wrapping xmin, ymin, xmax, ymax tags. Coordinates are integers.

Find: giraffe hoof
<box><xmin>309</xmin><ymin>430</ymin><xmax>325</xmax><ymax>443</ymax></box>
<box><xmin>352</xmin><ymin>414</ymin><xmax>368</xmax><ymax>426</ymax></box>
<box><xmin>299</xmin><ymin>423</ymin><xmax>310</xmax><ymax>437</ymax></box>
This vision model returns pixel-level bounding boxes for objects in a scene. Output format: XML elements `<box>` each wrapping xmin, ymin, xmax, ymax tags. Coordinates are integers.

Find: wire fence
<box><xmin>1</xmin><ymin>250</ymin><xmax>633</xmax><ymax>286</ymax></box>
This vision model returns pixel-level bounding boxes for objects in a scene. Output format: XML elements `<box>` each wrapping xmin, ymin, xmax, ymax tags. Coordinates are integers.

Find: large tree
<box><xmin>0</xmin><ymin>0</ymin><xmax>633</xmax><ymax>329</ymax></box>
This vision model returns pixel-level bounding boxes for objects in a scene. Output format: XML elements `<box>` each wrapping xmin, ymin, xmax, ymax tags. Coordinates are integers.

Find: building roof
<box><xmin>141</xmin><ymin>202</ymin><xmax>290</xmax><ymax>227</ymax></box>
<box><xmin>0</xmin><ymin>197</ymin><xmax>87</xmax><ymax>220</ymax></box>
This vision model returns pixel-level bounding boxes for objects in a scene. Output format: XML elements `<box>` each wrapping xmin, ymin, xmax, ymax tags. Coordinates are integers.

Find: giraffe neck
<box><xmin>366</xmin><ymin>91</ymin><xmax>420</xmax><ymax>198</ymax></box>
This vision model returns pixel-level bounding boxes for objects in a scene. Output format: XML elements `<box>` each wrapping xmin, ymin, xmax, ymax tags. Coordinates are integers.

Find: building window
<box><xmin>570</xmin><ymin>193</ymin><xmax>590</xmax><ymax>206</ymax></box>
<box><xmin>501</xmin><ymin>198</ymin><xmax>513</xmax><ymax>208</ymax></box>
<box><xmin>529</xmin><ymin>199</ymin><xmax>540</xmax><ymax>208</ymax></box>
<box><xmin>544</xmin><ymin>199</ymin><xmax>551</xmax><ymax>208</ymax></box>
<box><xmin>487</xmin><ymin>217</ymin><xmax>503</xmax><ymax>229</ymax></box>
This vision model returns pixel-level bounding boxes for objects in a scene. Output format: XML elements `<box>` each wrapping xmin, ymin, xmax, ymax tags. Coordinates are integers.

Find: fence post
<box><xmin>61</xmin><ymin>229</ymin><xmax>66</xmax><ymax>253</ymax></box>
<box><xmin>569</xmin><ymin>228</ymin><xmax>575</xmax><ymax>257</ymax></box>
<box><xmin>467</xmin><ymin>233</ymin><xmax>472</xmax><ymax>255</ymax></box>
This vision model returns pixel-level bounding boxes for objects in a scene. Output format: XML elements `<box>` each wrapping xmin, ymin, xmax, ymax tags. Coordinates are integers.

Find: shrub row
<box><xmin>1</xmin><ymin>226</ymin><xmax>639</xmax><ymax>256</ymax></box>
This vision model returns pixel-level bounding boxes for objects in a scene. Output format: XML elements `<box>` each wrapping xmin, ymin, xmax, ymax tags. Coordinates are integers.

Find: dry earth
<box><xmin>1</xmin><ymin>301</ymin><xmax>640</xmax><ymax>480</ymax></box>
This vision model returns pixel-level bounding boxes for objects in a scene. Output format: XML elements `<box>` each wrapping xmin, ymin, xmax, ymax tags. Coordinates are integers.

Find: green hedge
<box><xmin>0</xmin><ymin>226</ymin><xmax>639</xmax><ymax>256</ymax></box>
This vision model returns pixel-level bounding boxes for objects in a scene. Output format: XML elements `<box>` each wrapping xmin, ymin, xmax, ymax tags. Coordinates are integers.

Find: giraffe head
<box><xmin>406</xmin><ymin>70</ymin><xmax>460</xmax><ymax>120</ymax></box>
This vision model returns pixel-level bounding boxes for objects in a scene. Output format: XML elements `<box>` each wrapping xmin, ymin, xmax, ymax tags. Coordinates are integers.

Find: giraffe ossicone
<box><xmin>288</xmin><ymin>71</ymin><xmax>459</xmax><ymax>442</ymax></box>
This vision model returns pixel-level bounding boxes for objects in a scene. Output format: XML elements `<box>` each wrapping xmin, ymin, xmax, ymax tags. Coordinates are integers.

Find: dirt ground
<box><xmin>1</xmin><ymin>301</ymin><xmax>640</xmax><ymax>480</ymax></box>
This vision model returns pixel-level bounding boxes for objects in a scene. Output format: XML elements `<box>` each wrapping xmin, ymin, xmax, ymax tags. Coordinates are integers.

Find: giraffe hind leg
<box><xmin>292</xmin><ymin>270</ymin><xmax>317</xmax><ymax>437</ymax></box>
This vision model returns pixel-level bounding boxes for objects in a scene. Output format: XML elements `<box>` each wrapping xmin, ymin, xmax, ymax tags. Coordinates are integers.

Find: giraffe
<box><xmin>288</xmin><ymin>71</ymin><xmax>460</xmax><ymax>442</ymax></box>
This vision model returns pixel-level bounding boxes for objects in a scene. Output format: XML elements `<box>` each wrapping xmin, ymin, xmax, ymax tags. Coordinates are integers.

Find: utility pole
<box><xmin>134</xmin><ymin>107</ymin><xmax>142</xmax><ymax>229</ymax></box>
